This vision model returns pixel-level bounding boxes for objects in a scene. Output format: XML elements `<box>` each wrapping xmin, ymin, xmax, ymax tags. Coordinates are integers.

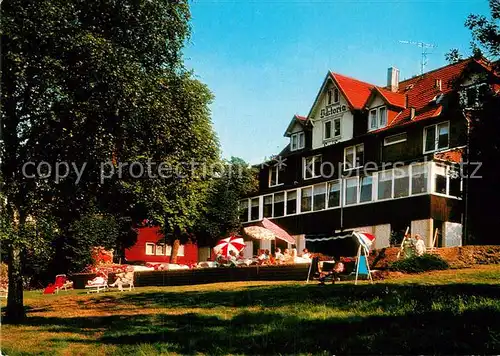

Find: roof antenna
<box><xmin>399</xmin><ymin>40</ymin><xmax>437</xmax><ymax>75</ymax></box>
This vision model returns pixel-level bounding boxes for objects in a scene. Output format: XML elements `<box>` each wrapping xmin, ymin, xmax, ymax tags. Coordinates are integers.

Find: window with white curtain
<box><xmin>345</xmin><ymin>177</ymin><xmax>358</xmax><ymax>205</ymax></box>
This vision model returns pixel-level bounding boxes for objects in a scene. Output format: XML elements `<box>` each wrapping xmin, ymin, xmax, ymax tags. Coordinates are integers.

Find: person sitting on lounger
<box><xmin>109</xmin><ymin>269</ymin><xmax>134</xmax><ymax>291</ymax></box>
<box><xmin>301</xmin><ymin>248</ymin><xmax>312</xmax><ymax>260</ymax></box>
<box><xmin>237</xmin><ymin>251</ymin><xmax>245</xmax><ymax>261</ymax></box>
<box><xmin>228</xmin><ymin>250</ymin><xmax>238</xmax><ymax>262</ymax></box>
<box><xmin>318</xmin><ymin>261</ymin><xmax>344</xmax><ymax>285</ymax></box>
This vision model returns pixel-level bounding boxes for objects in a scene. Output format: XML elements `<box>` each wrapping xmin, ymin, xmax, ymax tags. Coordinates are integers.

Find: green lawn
<box><xmin>2</xmin><ymin>265</ymin><xmax>500</xmax><ymax>355</ymax></box>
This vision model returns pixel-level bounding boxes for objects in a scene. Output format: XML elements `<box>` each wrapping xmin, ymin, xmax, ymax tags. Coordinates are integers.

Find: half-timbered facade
<box><xmin>240</xmin><ymin>58</ymin><xmax>498</xmax><ymax>251</ymax></box>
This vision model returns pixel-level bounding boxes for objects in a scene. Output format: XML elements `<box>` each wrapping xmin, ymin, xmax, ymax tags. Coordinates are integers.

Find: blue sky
<box><xmin>184</xmin><ymin>0</ymin><xmax>490</xmax><ymax>164</ymax></box>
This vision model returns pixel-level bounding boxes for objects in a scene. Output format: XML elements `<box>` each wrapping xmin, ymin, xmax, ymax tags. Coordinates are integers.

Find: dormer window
<box><xmin>290</xmin><ymin>132</ymin><xmax>305</xmax><ymax>151</ymax></box>
<box><xmin>327</xmin><ymin>88</ymin><xmax>340</xmax><ymax>105</ymax></box>
<box><xmin>368</xmin><ymin>106</ymin><xmax>387</xmax><ymax>131</ymax></box>
<box><xmin>269</xmin><ymin>164</ymin><xmax>283</xmax><ymax>187</ymax></box>
<box><xmin>460</xmin><ymin>83</ymin><xmax>489</xmax><ymax>108</ymax></box>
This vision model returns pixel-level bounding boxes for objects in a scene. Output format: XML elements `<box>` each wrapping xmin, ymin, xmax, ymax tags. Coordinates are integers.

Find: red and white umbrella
<box><xmin>213</xmin><ymin>236</ymin><xmax>246</xmax><ymax>257</ymax></box>
<box><xmin>354</xmin><ymin>232</ymin><xmax>376</xmax><ymax>251</ymax></box>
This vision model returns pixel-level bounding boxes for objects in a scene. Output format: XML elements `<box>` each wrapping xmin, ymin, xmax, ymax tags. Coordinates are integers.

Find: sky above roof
<box><xmin>184</xmin><ymin>0</ymin><xmax>490</xmax><ymax>164</ymax></box>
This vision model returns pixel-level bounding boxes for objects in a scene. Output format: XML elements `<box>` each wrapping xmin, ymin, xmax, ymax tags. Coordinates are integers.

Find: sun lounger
<box><xmin>85</xmin><ymin>275</ymin><xmax>108</xmax><ymax>293</ymax></box>
<box><xmin>54</xmin><ymin>274</ymin><xmax>73</xmax><ymax>294</ymax></box>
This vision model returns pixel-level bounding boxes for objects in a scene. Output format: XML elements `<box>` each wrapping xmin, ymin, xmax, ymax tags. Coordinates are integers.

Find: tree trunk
<box><xmin>170</xmin><ymin>239</ymin><xmax>180</xmax><ymax>264</ymax></box>
<box><xmin>6</xmin><ymin>242</ymin><xmax>25</xmax><ymax>323</ymax></box>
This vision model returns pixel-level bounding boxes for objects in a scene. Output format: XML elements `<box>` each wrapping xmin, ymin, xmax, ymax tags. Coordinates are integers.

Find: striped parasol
<box><xmin>213</xmin><ymin>236</ymin><xmax>246</xmax><ymax>257</ymax></box>
<box><xmin>354</xmin><ymin>232</ymin><xmax>376</xmax><ymax>251</ymax></box>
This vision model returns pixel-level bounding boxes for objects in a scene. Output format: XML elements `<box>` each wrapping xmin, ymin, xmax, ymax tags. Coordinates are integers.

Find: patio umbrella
<box><xmin>213</xmin><ymin>236</ymin><xmax>246</xmax><ymax>256</ymax></box>
<box><xmin>243</xmin><ymin>226</ymin><xmax>277</xmax><ymax>240</ymax></box>
<box><xmin>244</xmin><ymin>219</ymin><xmax>296</xmax><ymax>244</ymax></box>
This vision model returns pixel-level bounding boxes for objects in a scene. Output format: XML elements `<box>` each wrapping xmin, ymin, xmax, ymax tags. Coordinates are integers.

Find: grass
<box><xmin>1</xmin><ymin>265</ymin><xmax>500</xmax><ymax>355</ymax></box>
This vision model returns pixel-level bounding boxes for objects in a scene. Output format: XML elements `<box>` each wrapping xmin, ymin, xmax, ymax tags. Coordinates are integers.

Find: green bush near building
<box><xmin>390</xmin><ymin>254</ymin><xmax>450</xmax><ymax>273</ymax></box>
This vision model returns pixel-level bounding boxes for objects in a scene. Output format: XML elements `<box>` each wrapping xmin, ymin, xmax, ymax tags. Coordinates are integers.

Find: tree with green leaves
<box><xmin>448</xmin><ymin>0</ymin><xmax>500</xmax><ymax>244</ymax></box>
<box><xmin>1</xmin><ymin>0</ymin><xmax>219</xmax><ymax>323</ymax></box>
<box><xmin>195</xmin><ymin>157</ymin><xmax>258</xmax><ymax>245</ymax></box>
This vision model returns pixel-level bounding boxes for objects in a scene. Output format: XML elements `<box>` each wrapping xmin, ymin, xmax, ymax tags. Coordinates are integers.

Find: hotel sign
<box><xmin>320</xmin><ymin>104</ymin><xmax>347</xmax><ymax>119</ymax></box>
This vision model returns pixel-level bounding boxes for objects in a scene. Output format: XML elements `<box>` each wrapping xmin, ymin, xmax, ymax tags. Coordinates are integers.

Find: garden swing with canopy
<box><xmin>305</xmin><ymin>231</ymin><xmax>375</xmax><ymax>285</ymax></box>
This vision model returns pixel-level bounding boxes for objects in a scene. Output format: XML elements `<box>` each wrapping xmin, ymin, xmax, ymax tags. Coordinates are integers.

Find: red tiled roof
<box><xmin>330</xmin><ymin>72</ymin><xmax>374</xmax><ymax>110</ymax></box>
<box><xmin>374</xmin><ymin>87</ymin><xmax>406</xmax><ymax>108</ymax></box>
<box><xmin>295</xmin><ymin>115</ymin><xmax>307</xmax><ymax>122</ymax></box>
<box><xmin>387</xmin><ymin>59</ymin><xmax>479</xmax><ymax>129</ymax></box>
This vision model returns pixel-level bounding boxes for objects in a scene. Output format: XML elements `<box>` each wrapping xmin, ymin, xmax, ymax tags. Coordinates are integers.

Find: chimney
<box><xmin>387</xmin><ymin>67</ymin><xmax>400</xmax><ymax>92</ymax></box>
<box><xmin>435</xmin><ymin>79</ymin><xmax>442</xmax><ymax>91</ymax></box>
<box><xmin>410</xmin><ymin>107</ymin><xmax>416</xmax><ymax>120</ymax></box>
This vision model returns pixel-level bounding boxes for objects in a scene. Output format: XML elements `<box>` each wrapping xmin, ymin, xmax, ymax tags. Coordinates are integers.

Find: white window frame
<box><xmin>344</xmin><ymin>176</ymin><xmax>359</xmax><ymax>206</ymax></box>
<box><xmin>326</xmin><ymin>180</ymin><xmax>342</xmax><ymax>208</ymax></box>
<box><xmin>323</xmin><ymin>117</ymin><xmax>341</xmax><ymax>141</ymax></box>
<box><xmin>177</xmin><ymin>245</ymin><xmax>185</xmax><ymax>257</ymax></box>
<box><xmin>384</xmin><ymin>132</ymin><xmax>407</xmax><ymax>146</ymax></box>
<box><xmin>423</xmin><ymin>121</ymin><xmax>449</xmax><ymax>154</ymax></box>
<box><xmin>343</xmin><ymin>144</ymin><xmax>364</xmax><ymax>170</ymax></box>
<box><xmin>156</xmin><ymin>243</ymin><xmax>165</xmax><ymax>256</ymax></box>
<box><xmin>246</xmin><ymin>162</ymin><xmax>458</xmax><ymax>219</ymax></box>
<box><xmin>239</xmin><ymin>199</ymin><xmax>250</xmax><ymax>222</ymax></box>
<box><xmin>285</xmin><ymin>189</ymin><xmax>298</xmax><ymax>216</ymax></box>
<box><xmin>303</xmin><ymin>155</ymin><xmax>322</xmax><ymax>180</ymax></box>
<box><xmin>312</xmin><ymin>183</ymin><xmax>327</xmax><ymax>211</ymax></box>
<box><xmin>300</xmin><ymin>186</ymin><xmax>313</xmax><ymax>213</ymax></box>
<box><xmin>268</xmin><ymin>165</ymin><xmax>283</xmax><ymax>187</ymax></box>
<box><xmin>249</xmin><ymin>197</ymin><xmax>261</xmax><ymax>222</ymax></box>
<box><xmin>333</xmin><ymin>88</ymin><xmax>340</xmax><ymax>104</ymax></box>
<box><xmin>272</xmin><ymin>192</ymin><xmax>286</xmax><ymax>218</ymax></box>
<box><xmin>368</xmin><ymin>106</ymin><xmax>388</xmax><ymax>131</ymax></box>
<box><xmin>290</xmin><ymin>132</ymin><xmax>305</xmax><ymax>151</ymax></box>
<box><xmin>327</xmin><ymin>88</ymin><xmax>340</xmax><ymax>105</ymax></box>
<box><xmin>263</xmin><ymin>194</ymin><xmax>273</xmax><ymax>218</ymax></box>
<box><xmin>145</xmin><ymin>243</ymin><xmax>155</xmax><ymax>256</ymax></box>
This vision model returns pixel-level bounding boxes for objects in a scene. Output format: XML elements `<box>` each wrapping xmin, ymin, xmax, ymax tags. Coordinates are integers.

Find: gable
<box><xmin>308</xmin><ymin>78</ymin><xmax>350</xmax><ymax>122</ymax></box>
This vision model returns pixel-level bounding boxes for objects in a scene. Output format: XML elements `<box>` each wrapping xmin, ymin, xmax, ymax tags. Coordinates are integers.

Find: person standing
<box><xmin>403</xmin><ymin>234</ymin><xmax>415</xmax><ymax>258</ymax></box>
<box><xmin>414</xmin><ymin>234</ymin><xmax>426</xmax><ymax>256</ymax></box>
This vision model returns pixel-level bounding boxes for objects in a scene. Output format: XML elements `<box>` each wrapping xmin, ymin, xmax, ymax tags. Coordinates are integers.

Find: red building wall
<box><xmin>125</xmin><ymin>227</ymin><xmax>198</xmax><ymax>265</ymax></box>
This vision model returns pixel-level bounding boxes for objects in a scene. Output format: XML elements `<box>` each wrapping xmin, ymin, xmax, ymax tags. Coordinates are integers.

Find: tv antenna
<box><xmin>399</xmin><ymin>40</ymin><xmax>437</xmax><ymax>75</ymax></box>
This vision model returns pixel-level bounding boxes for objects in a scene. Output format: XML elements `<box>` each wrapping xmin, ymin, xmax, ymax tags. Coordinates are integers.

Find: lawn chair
<box><xmin>54</xmin><ymin>274</ymin><xmax>73</xmax><ymax>294</ymax></box>
<box><xmin>85</xmin><ymin>272</ymin><xmax>108</xmax><ymax>293</ymax></box>
<box><xmin>109</xmin><ymin>270</ymin><xmax>135</xmax><ymax>292</ymax></box>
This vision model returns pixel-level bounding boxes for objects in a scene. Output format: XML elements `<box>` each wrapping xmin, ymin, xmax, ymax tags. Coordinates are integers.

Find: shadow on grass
<box><xmin>115</xmin><ymin>282</ymin><xmax>500</xmax><ymax>311</ymax></box>
<box><xmin>21</xmin><ymin>307</ymin><xmax>500</xmax><ymax>354</ymax></box>
<box><xmin>13</xmin><ymin>282</ymin><xmax>500</xmax><ymax>354</ymax></box>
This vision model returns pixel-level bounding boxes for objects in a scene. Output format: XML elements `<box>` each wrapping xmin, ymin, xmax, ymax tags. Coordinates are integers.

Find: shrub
<box><xmin>390</xmin><ymin>254</ymin><xmax>450</xmax><ymax>273</ymax></box>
